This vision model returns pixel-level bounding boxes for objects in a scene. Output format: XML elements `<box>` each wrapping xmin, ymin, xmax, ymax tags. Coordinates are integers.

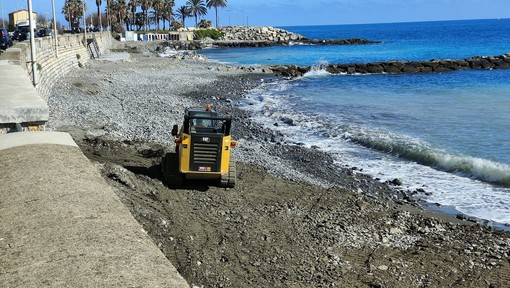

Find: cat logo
<box><xmin>202</xmin><ymin>137</ymin><xmax>210</xmax><ymax>143</ymax></box>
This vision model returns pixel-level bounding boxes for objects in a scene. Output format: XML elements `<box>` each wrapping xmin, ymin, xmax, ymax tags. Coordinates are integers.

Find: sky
<box><xmin>0</xmin><ymin>0</ymin><xmax>508</xmax><ymax>28</ymax></box>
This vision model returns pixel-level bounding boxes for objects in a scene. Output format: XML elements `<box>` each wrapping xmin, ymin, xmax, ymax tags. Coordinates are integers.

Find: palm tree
<box><xmin>117</xmin><ymin>0</ymin><xmax>129</xmax><ymax>31</ymax></box>
<box><xmin>186</xmin><ymin>0</ymin><xmax>207</xmax><ymax>28</ymax></box>
<box><xmin>152</xmin><ymin>0</ymin><xmax>164</xmax><ymax>30</ymax></box>
<box><xmin>140</xmin><ymin>0</ymin><xmax>152</xmax><ymax>30</ymax></box>
<box><xmin>206</xmin><ymin>0</ymin><xmax>226</xmax><ymax>28</ymax></box>
<box><xmin>62</xmin><ymin>0</ymin><xmax>85</xmax><ymax>30</ymax></box>
<box><xmin>176</xmin><ymin>5</ymin><xmax>191</xmax><ymax>28</ymax></box>
<box><xmin>128</xmin><ymin>0</ymin><xmax>138</xmax><ymax>30</ymax></box>
<box><xmin>134</xmin><ymin>12</ymin><xmax>145</xmax><ymax>30</ymax></box>
<box><xmin>96</xmin><ymin>0</ymin><xmax>102</xmax><ymax>26</ymax></box>
<box><xmin>162</xmin><ymin>0</ymin><xmax>175</xmax><ymax>30</ymax></box>
<box><xmin>107</xmin><ymin>0</ymin><xmax>117</xmax><ymax>29</ymax></box>
<box><xmin>107</xmin><ymin>0</ymin><xmax>128</xmax><ymax>32</ymax></box>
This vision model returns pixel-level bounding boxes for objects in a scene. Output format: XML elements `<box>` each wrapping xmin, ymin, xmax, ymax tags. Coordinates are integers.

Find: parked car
<box><xmin>12</xmin><ymin>26</ymin><xmax>30</xmax><ymax>41</ymax></box>
<box><xmin>12</xmin><ymin>29</ymin><xmax>22</xmax><ymax>41</ymax></box>
<box><xmin>0</xmin><ymin>27</ymin><xmax>13</xmax><ymax>50</ymax></box>
<box><xmin>36</xmin><ymin>28</ymin><xmax>53</xmax><ymax>37</ymax></box>
<box><xmin>63</xmin><ymin>27</ymin><xmax>84</xmax><ymax>34</ymax></box>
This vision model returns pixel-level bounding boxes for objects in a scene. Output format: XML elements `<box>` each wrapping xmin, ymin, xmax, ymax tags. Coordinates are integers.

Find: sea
<box><xmin>200</xmin><ymin>19</ymin><xmax>510</xmax><ymax>226</ymax></box>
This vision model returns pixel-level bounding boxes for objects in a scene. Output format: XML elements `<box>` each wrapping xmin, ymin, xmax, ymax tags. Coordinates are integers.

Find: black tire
<box><xmin>220</xmin><ymin>157</ymin><xmax>236</xmax><ymax>188</ymax></box>
<box><xmin>162</xmin><ymin>152</ymin><xmax>183</xmax><ymax>187</ymax></box>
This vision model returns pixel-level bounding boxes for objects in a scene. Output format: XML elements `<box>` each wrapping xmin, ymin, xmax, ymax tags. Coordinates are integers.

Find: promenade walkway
<box><xmin>1</xmin><ymin>39</ymin><xmax>188</xmax><ymax>287</ymax></box>
<box><xmin>0</xmin><ymin>132</ymin><xmax>189</xmax><ymax>287</ymax></box>
<box><xmin>0</xmin><ymin>58</ymin><xmax>48</xmax><ymax>132</ymax></box>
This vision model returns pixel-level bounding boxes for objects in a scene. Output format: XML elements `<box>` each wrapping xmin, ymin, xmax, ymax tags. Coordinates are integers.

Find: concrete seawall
<box><xmin>0</xmin><ymin>33</ymin><xmax>111</xmax><ymax>132</ymax></box>
<box><xmin>0</xmin><ymin>34</ymin><xmax>189</xmax><ymax>287</ymax></box>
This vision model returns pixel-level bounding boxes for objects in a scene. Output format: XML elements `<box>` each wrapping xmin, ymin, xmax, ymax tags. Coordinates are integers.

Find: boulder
<box><xmin>366</xmin><ymin>64</ymin><xmax>384</xmax><ymax>74</ymax></box>
<box><xmin>402</xmin><ymin>64</ymin><xmax>420</xmax><ymax>73</ymax></box>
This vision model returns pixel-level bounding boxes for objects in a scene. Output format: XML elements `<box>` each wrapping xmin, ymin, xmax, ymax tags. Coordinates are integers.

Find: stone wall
<box><xmin>219</xmin><ymin>26</ymin><xmax>305</xmax><ymax>43</ymax></box>
<box><xmin>6</xmin><ymin>33</ymin><xmax>111</xmax><ymax>102</ymax></box>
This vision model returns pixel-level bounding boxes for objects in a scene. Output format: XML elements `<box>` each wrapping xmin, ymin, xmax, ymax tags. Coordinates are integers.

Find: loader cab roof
<box><xmin>183</xmin><ymin>108</ymin><xmax>232</xmax><ymax>135</ymax></box>
<box><xmin>186</xmin><ymin>108</ymin><xmax>219</xmax><ymax>119</ymax></box>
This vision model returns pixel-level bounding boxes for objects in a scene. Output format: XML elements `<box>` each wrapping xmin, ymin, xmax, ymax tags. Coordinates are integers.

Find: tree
<box><xmin>171</xmin><ymin>20</ymin><xmax>182</xmax><ymax>30</ymax></box>
<box><xmin>62</xmin><ymin>0</ymin><xmax>86</xmax><ymax>30</ymax></box>
<box><xmin>198</xmin><ymin>19</ymin><xmax>211</xmax><ymax>29</ymax></box>
<box><xmin>162</xmin><ymin>0</ymin><xmax>175</xmax><ymax>30</ymax></box>
<box><xmin>152</xmin><ymin>0</ymin><xmax>164</xmax><ymax>30</ymax></box>
<box><xmin>37</xmin><ymin>14</ymin><xmax>49</xmax><ymax>28</ymax></box>
<box><xmin>186</xmin><ymin>0</ymin><xmax>207</xmax><ymax>28</ymax></box>
<box><xmin>95</xmin><ymin>0</ymin><xmax>102</xmax><ymax>29</ymax></box>
<box><xmin>176</xmin><ymin>5</ymin><xmax>191</xmax><ymax>28</ymax></box>
<box><xmin>128</xmin><ymin>0</ymin><xmax>138</xmax><ymax>30</ymax></box>
<box><xmin>107</xmin><ymin>0</ymin><xmax>128</xmax><ymax>32</ymax></box>
<box><xmin>206</xmin><ymin>0</ymin><xmax>226</xmax><ymax>28</ymax></box>
<box><xmin>135</xmin><ymin>12</ymin><xmax>145</xmax><ymax>30</ymax></box>
<box><xmin>86</xmin><ymin>13</ymin><xmax>99</xmax><ymax>28</ymax></box>
<box><xmin>52</xmin><ymin>20</ymin><xmax>63</xmax><ymax>33</ymax></box>
<box><xmin>140</xmin><ymin>0</ymin><xmax>152</xmax><ymax>31</ymax></box>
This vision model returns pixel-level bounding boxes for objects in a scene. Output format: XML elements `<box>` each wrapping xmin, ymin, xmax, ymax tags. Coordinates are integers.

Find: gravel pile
<box><xmin>48</xmin><ymin>55</ymin><xmax>242</xmax><ymax>144</ymax></box>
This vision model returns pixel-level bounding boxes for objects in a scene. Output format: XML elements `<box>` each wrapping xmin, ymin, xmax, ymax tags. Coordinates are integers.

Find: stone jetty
<box><xmin>268</xmin><ymin>53</ymin><xmax>510</xmax><ymax>77</ymax></box>
<box><xmin>216</xmin><ymin>26</ymin><xmax>380</xmax><ymax>47</ymax></box>
<box><xmin>220</xmin><ymin>26</ymin><xmax>306</xmax><ymax>42</ymax></box>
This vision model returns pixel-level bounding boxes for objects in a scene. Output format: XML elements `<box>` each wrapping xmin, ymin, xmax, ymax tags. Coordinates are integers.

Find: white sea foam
<box><xmin>240</xmin><ymin>81</ymin><xmax>510</xmax><ymax>225</ymax></box>
<box><xmin>303</xmin><ymin>60</ymin><xmax>331</xmax><ymax>78</ymax></box>
<box><xmin>158</xmin><ymin>49</ymin><xmax>179</xmax><ymax>58</ymax></box>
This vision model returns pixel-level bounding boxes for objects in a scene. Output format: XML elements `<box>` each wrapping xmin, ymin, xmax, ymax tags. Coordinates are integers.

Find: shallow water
<box><xmin>201</xmin><ymin>19</ymin><xmax>510</xmax><ymax>225</ymax></box>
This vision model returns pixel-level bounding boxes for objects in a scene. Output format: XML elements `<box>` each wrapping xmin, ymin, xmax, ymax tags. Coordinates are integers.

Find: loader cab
<box><xmin>165</xmin><ymin>106</ymin><xmax>237</xmax><ymax>187</ymax></box>
<box><xmin>172</xmin><ymin>109</ymin><xmax>232</xmax><ymax>137</ymax></box>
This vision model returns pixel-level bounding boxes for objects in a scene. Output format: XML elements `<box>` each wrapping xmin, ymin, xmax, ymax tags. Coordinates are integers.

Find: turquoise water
<box><xmin>203</xmin><ymin>19</ymin><xmax>510</xmax><ymax>65</ymax></box>
<box><xmin>201</xmin><ymin>19</ymin><xmax>510</xmax><ymax>225</ymax></box>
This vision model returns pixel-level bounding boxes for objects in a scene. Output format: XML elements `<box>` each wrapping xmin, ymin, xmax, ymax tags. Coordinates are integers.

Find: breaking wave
<box><xmin>347</xmin><ymin>131</ymin><xmax>510</xmax><ymax>187</ymax></box>
<box><xmin>303</xmin><ymin>61</ymin><xmax>331</xmax><ymax>77</ymax></box>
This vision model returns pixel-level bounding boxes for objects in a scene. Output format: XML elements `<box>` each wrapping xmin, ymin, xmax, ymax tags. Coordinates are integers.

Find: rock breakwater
<box><xmin>220</xmin><ymin>26</ymin><xmax>305</xmax><ymax>42</ymax></box>
<box><xmin>215</xmin><ymin>26</ymin><xmax>380</xmax><ymax>47</ymax></box>
<box><xmin>268</xmin><ymin>53</ymin><xmax>510</xmax><ymax>77</ymax></box>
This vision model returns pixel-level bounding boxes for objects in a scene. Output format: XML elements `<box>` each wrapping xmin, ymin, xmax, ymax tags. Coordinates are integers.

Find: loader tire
<box><xmin>162</xmin><ymin>153</ymin><xmax>183</xmax><ymax>187</ymax></box>
<box><xmin>220</xmin><ymin>157</ymin><xmax>236</xmax><ymax>188</ymax></box>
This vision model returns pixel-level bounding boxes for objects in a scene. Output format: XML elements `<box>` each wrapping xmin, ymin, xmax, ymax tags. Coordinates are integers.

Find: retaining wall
<box><xmin>33</xmin><ymin>33</ymin><xmax>111</xmax><ymax>101</ymax></box>
<box><xmin>0</xmin><ymin>32</ymin><xmax>111</xmax><ymax>132</ymax></box>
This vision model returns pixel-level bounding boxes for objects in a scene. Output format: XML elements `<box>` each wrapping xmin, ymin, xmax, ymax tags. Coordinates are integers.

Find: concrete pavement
<box><xmin>0</xmin><ymin>132</ymin><xmax>189</xmax><ymax>287</ymax></box>
<box><xmin>0</xmin><ymin>59</ymin><xmax>49</xmax><ymax>130</ymax></box>
<box><xmin>0</xmin><ymin>131</ymin><xmax>77</xmax><ymax>150</ymax></box>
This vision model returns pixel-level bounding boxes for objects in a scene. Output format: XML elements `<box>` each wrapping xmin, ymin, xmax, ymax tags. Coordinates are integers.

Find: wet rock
<box><xmin>387</xmin><ymin>178</ymin><xmax>402</xmax><ymax>186</ymax></box>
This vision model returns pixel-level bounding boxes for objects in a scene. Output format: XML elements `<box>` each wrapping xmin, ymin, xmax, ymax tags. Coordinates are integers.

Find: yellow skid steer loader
<box><xmin>162</xmin><ymin>105</ymin><xmax>237</xmax><ymax>187</ymax></box>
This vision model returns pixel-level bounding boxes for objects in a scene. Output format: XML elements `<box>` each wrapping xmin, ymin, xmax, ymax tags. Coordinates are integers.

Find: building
<box><xmin>8</xmin><ymin>9</ymin><xmax>37</xmax><ymax>31</ymax></box>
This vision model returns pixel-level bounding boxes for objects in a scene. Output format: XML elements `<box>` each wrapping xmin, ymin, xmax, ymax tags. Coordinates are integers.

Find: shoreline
<box><xmin>47</xmin><ymin>51</ymin><xmax>510</xmax><ymax>286</ymax></box>
<box><xmin>186</xmin><ymin>69</ymin><xmax>510</xmax><ymax>232</ymax></box>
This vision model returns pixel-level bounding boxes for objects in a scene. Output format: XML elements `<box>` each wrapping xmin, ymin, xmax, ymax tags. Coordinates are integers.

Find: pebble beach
<box><xmin>46</xmin><ymin>48</ymin><xmax>510</xmax><ymax>287</ymax></box>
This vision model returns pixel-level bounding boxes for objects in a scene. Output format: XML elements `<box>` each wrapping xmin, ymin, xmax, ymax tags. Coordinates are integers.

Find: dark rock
<box><xmin>366</xmin><ymin>64</ymin><xmax>384</xmax><ymax>74</ymax></box>
<box><xmin>402</xmin><ymin>64</ymin><xmax>420</xmax><ymax>73</ymax></box>
<box><xmin>387</xmin><ymin>178</ymin><xmax>402</xmax><ymax>186</ymax></box>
